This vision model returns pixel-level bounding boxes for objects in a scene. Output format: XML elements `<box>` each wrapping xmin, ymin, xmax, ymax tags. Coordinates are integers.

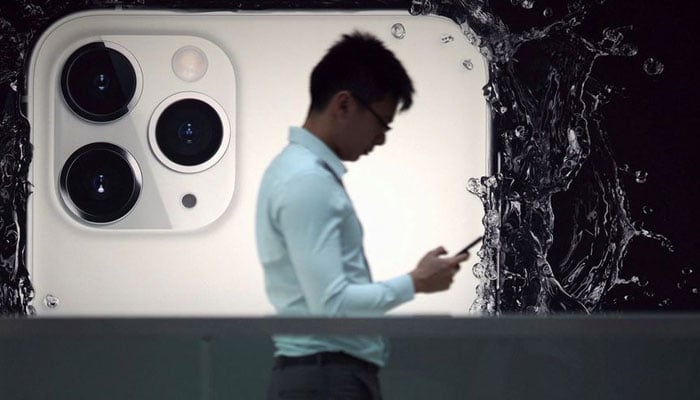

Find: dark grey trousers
<box><xmin>266</xmin><ymin>356</ymin><xmax>382</xmax><ymax>400</ymax></box>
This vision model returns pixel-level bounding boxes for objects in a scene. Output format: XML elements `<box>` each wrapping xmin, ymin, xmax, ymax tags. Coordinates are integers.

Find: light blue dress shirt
<box><xmin>255</xmin><ymin>126</ymin><xmax>415</xmax><ymax>367</ymax></box>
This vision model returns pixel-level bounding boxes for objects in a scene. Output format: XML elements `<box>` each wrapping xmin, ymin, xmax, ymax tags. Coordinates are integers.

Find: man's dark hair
<box><xmin>308</xmin><ymin>31</ymin><xmax>414</xmax><ymax>113</ymax></box>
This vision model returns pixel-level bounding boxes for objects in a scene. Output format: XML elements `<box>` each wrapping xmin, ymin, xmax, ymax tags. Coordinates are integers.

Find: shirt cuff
<box><xmin>383</xmin><ymin>274</ymin><xmax>415</xmax><ymax>304</ymax></box>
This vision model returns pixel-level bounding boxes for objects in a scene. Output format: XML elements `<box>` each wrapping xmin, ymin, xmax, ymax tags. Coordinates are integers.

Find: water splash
<box><xmin>418</xmin><ymin>0</ymin><xmax>673</xmax><ymax>313</ymax></box>
<box><xmin>643</xmin><ymin>57</ymin><xmax>664</xmax><ymax>76</ymax></box>
<box><xmin>391</xmin><ymin>22</ymin><xmax>407</xmax><ymax>39</ymax></box>
<box><xmin>0</xmin><ymin>74</ymin><xmax>34</xmax><ymax>316</ymax></box>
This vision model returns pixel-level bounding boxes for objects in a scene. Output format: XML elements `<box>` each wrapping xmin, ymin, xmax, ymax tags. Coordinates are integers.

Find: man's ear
<box><xmin>330</xmin><ymin>90</ymin><xmax>354</xmax><ymax>121</ymax></box>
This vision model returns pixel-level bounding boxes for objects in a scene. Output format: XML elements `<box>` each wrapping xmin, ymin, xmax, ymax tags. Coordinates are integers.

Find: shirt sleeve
<box><xmin>273</xmin><ymin>171</ymin><xmax>414</xmax><ymax>317</ymax></box>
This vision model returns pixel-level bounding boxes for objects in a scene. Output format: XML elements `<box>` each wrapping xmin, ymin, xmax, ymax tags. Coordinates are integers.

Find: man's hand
<box><xmin>409</xmin><ymin>246</ymin><xmax>470</xmax><ymax>293</ymax></box>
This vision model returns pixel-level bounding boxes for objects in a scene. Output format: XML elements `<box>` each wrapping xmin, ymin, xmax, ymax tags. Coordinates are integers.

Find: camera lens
<box><xmin>61</xmin><ymin>42</ymin><xmax>138</xmax><ymax>122</ymax></box>
<box><xmin>155</xmin><ymin>98</ymin><xmax>224</xmax><ymax>167</ymax></box>
<box><xmin>60</xmin><ymin>143</ymin><xmax>142</xmax><ymax>224</ymax></box>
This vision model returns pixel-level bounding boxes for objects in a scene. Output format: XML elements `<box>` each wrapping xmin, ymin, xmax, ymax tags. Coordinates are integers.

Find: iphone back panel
<box><xmin>25</xmin><ymin>9</ymin><xmax>490</xmax><ymax>315</ymax></box>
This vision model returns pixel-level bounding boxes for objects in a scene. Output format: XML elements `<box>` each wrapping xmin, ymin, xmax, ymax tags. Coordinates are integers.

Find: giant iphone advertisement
<box><xmin>0</xmin><ymin>0</ymin><xmax>697</xmax><ymax>316</ymax></box>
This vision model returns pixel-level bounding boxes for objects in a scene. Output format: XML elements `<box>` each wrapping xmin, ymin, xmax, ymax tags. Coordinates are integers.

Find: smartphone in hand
<box><xmin>454</xmin><ymin>236</ymin><xmax>483</xmax><ymax>256</ymax></box>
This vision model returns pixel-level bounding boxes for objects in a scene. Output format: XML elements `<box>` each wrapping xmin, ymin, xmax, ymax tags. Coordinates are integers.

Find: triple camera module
<box><xmin>59</xmin><ymin>41</ymin><xmax>228</xmax><ymax>224</ymax></box>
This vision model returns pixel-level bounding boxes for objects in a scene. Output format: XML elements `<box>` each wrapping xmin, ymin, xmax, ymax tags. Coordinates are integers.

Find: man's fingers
<box><xmin>430</xmin><ymin>246</ymin><xmax>447</xmax><ymax>256</ymax></box>
<box><xmin>449</xmin><ymin>253</ymin><xmax>470</xmax><ymax>264</ymax></box>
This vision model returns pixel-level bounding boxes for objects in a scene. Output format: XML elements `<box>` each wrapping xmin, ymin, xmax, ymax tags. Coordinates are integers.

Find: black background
<box><xmin>496</xmin><ymin>0</ymin><xmax>700</xmax><ymax>310</ymax></box>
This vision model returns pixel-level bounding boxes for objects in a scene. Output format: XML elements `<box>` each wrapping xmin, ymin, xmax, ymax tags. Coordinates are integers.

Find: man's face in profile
<box><xmin>337</xmin><ymin>95</ymin><xmax>396</xmax><ymax>162</ymax></box>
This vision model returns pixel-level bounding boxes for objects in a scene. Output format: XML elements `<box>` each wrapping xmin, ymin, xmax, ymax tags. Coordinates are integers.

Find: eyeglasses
<box><xmin>352</xmin><ymin>94</ymin><xmax>391</xmax><ymax>132</ymax></box>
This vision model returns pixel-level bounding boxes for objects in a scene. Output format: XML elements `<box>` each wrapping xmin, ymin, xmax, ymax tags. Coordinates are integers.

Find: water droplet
<box><xmin>23</xmin><ymin>3</ymin><xmax>44</xmax><ymax>17</ymax></box>
<box><xmin>568</xmin><ymin>0</ymin><xmax>585</xmax><ymax>12</ymax></box>
<box><xmin>391</xmin><ymin>23</ymin><xmax>406</xmax><ymax>39</ymax></box>
<box><xmin>10</xmin><ymin>81</ymin><xmax>17</xmax><ymax>92</ymax></box>
<box><xmin>472</xmin><ymin>263</ymin><xmax>485</xmax><ymax>279</ymax></box>
<box><xmin>658</xmin><ymin>298</ymin><xmax>672</xmax><ymax>307</ymax></box>
<box><xmin>485</xmin><ymin>210</ymin><xmax>500</xmax><ymax>226</ymax></box>
<box><xmin>44</xmin><ymin>294</ymin><xmax>59</xmax><ymax>309</ymax></box>
<box><xmin>681</xmin><ymin>266</ymin><xmax>693</xmax><ymax>275</ymax></box>
<box><xmin>483</xmin><ymin>86</ymin><xmax>494</xmax><ymax>101</ymax></box>
<box><xmin>462</xmin><ymin>59</ymin><xmax>474</xmax><ymax>70</ymax></box>
<box><xmin>514</xmin><ymin>125</ymin><xmax>527</xmax><ymax>139</ymax></box>
<box><xmin>499</xmin><ymin>106</ymin><xmax>508</xmax><ymax>114</ymax></box>
<box><xmin>623</xmin><ymin>294</ymin><xmax>634</xmax><ymax>301</ymax></box>
<box><xmin>635</xmin><ymin>170</ymin><xmax>648</xmax><ymax>183</ymax></box>
<box><xmin>521</xmin><ymin>0</ymin><xmax>534</xmax><ymax>9</ymax></box>
<box><xmin>494</xmin><ymin>41</ymin><xmax>506</xmax><ymax>52</ymax></box>
<box><xmin>408</xmin><ymin>4</ymin><xmax>420</xmax><ymax>15</ymax></box>
<box><xmin>663</xmin><ymin>243</ymin><xmax>675</xmax><ymax>253</ymax></box>
<box><xmin>643</xmin><ymin>58</ymin><xmax>664</xmax><ymax>76</ymax></box>
<box><xmin>485</xmin><ymin>234</ymin><xmax>500</xmax><ymax>248</ymax></box>
<box><xmin>484</xmin><ymin>267</ymin><xmax>498</xmax><ymax>281</ymax></box>
<box><xmin>543</xmin><ymin>7</ymin><xmax>553</xmax><ymax>17</ymax></box>
<box><xmin>464</xmin><ymin>30</ymin><xmax>479</xmax><ymax>46</ymax></box>
<box><xmin>441</xmin><ymin>34</ymin><xmax>454</xmax><ymax>44</ymax></box>
<box><xmin>483</xmin><ymin>176</ymin><xmax>498</xmax><ymax>188</ymax></box>
<box><xmin>642</xmin><ymin>206</ymin><xmax>653</xmax><ymax>214</ymax></box>
<box><xmin>619</xmin><ymin>43</ymin><xmax>638</xmax><ymax>57</ymax></box>
<box><xmin>677</xmin><ymin>280</ymin><xmax>687</xmax><ymax>289</ymax></box>
<box><xmin>586</xmin><ymin>211</ymin><xmax>598</xmax><ymax>221</ymax></box>
<box><xmin>603</xmin><ymin>27</ymin><xmax>622</xmax><ymax>42</ymax></box>
<box><xmin>693</xmin><ymin>288</ymin><xmax>700</xmax><ymax>294</ymax></box>
<box><xmin>566</xmin><ymin>15</ymin><xmax>581</xmax><ymax>26</ymax></box>
<box><xmin>466</xmin><ymin>177</ymin><xmax>482</xmax><ymax>194</ymax></box>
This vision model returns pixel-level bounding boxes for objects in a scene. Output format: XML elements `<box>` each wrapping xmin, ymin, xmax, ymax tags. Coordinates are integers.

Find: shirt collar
<box><xmin>289</xmin><ymin>126</ymin><xmax>347</xmax><ymax>180</ymax></box>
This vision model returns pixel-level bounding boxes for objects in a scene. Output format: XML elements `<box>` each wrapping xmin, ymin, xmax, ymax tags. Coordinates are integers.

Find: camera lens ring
<box><xmin>148</xmin><ymin>92</ymin><xmax>231</xmax><ymax>173</ymax></box>
<box><xmin>61</xmin><ymin>41</ymin><xmax>142</xmax><ymax>122</ymax></box>
<box><xmin>59</xmin><ymin>143</ymin><xmax>142</xmax><ymax>224</ymax></box>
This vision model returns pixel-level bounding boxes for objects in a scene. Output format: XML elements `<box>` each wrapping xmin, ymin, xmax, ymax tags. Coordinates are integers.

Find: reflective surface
<box><xmin>2</xmin><ymin>315</ymin><xmax>700</xmax><ymax>398</ymax></box>
<box><xmin>61</xmin><ymin>42</ymin><xmax>139</xmax><ymax>122</ymax></box>
<box><xmin>59</xmin><ymin>142</ymin><xmax>142</xmax><ymax>224</ymax></box>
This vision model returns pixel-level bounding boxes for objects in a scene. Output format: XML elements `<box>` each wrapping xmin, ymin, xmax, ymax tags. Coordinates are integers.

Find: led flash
<box><xmin>172</xmin><ymin>46</ymin><xmax>208</xmax><ymax>82</ymax></box>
